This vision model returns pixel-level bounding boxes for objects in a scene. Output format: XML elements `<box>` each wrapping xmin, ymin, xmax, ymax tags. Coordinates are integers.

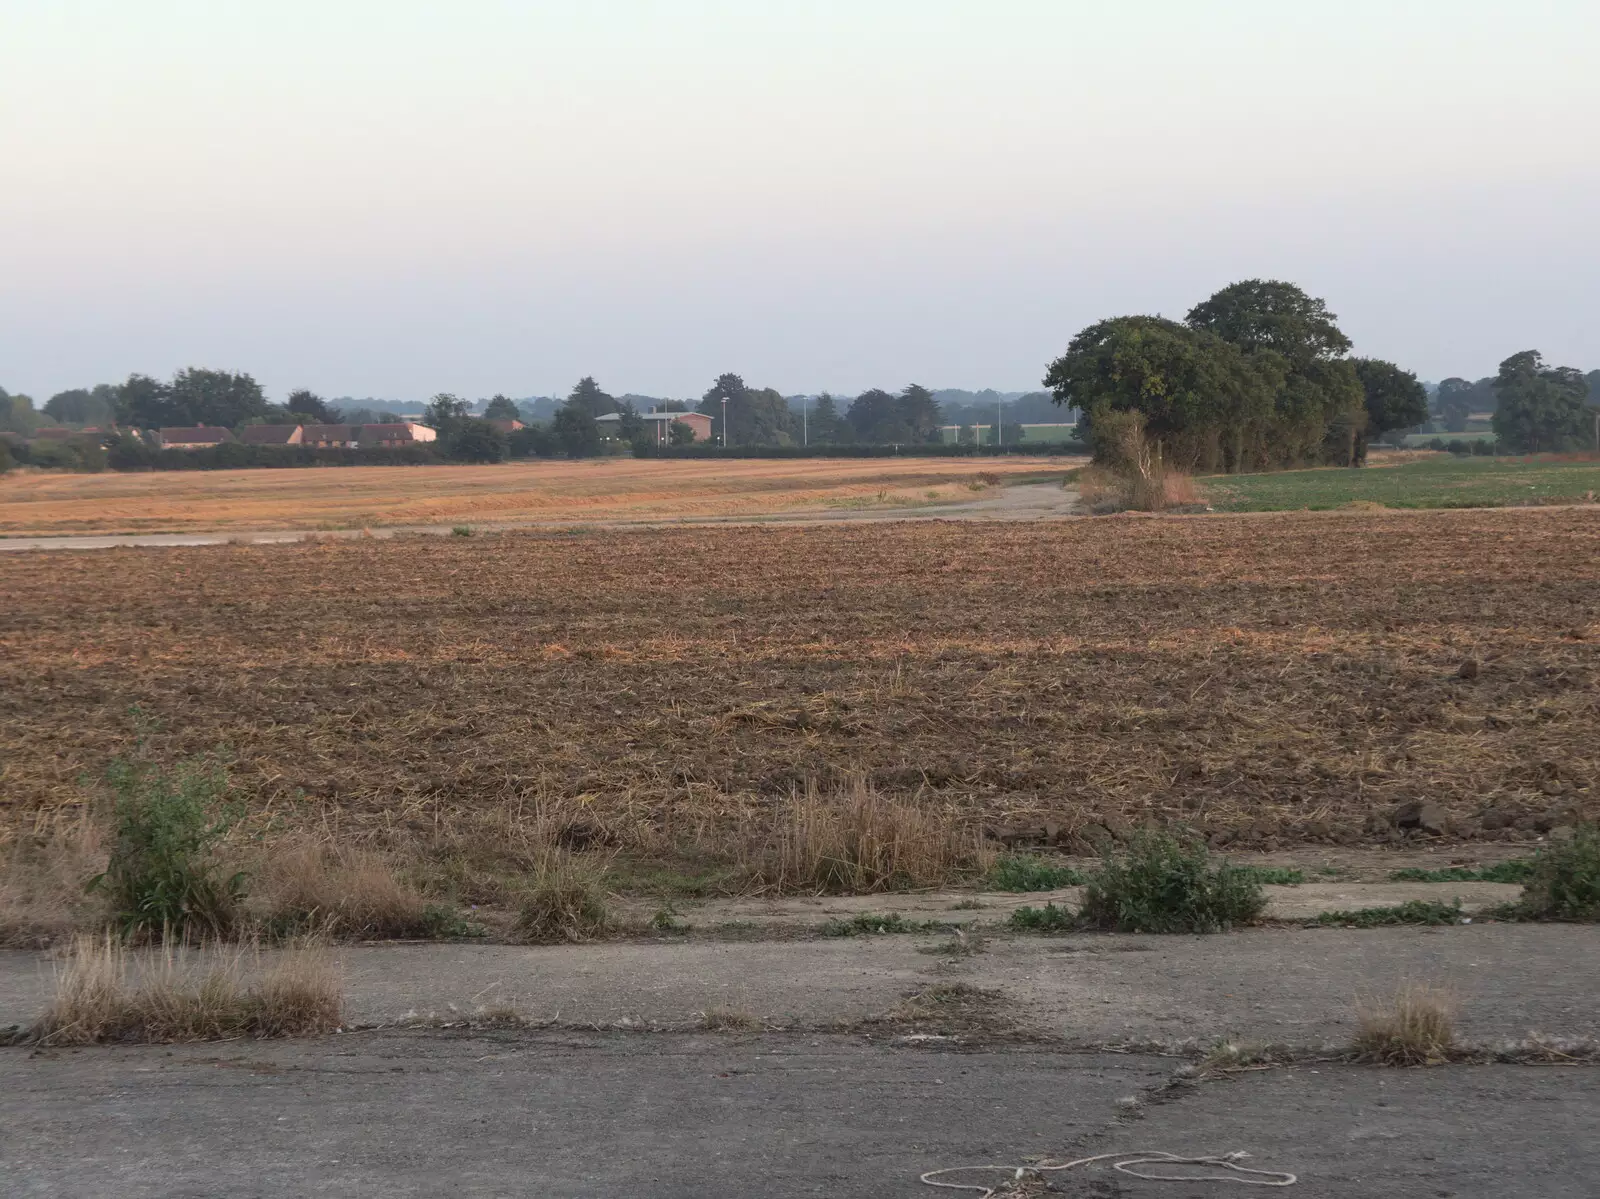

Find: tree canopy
<box><xmin>1046</xmin><ymin>280</ymin><xmax>1375</xmax><ymax>472</ymax></box>
<box><xmin>112</xmin><ymin>369</ymin><xmax>268</xmax><ymax>429</ymax></box>
<box><xmin>1353</xmin><ymin>359</ymin><xmax>1429</xmax><ymax>441</ymax></box>
<box><xmin>287</xmin><ymin>389</ymin><xmax>338</xmax><ymax>423</ymax></box>
<box><xmin>567</xmin><ymin>377</ymin><xmax>618</xmax><ymax>418</ymax></box>
<box><xmin>43</xmin><ymin>384</ymin><xmax>117</xmax><ymax>426</ymax></box>
<box><xmin>698</xmin><ymin>373</ymin><xmax>793</xmax><ymax>446</ymax></box>
<box><xmin>1491</xmin><ymin>351</ymin><xmax>1594</xmax><ymax>452</ymax></box>
<box><xmin>483</xmin><ymin>395</ymin><xmax>520</xmax><ymax>421</ymax></box>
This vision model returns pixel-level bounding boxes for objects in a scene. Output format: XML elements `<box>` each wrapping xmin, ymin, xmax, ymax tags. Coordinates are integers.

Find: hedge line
<box><xmin>636</xmin><ymin>441</ymin><xmax>1088</xmax><ymax>459</ymax></box>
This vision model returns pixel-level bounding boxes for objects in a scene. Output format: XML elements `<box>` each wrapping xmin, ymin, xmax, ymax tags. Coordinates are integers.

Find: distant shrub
<box><xmin>1008</xmin><ymin>902</ymin><xmax>1076</xmax><ymax>932</ymax></box>
<box><xmin>1080</xmin><ymin>831</ymin><xmax>1266</xmax><ymax>933</ymax></box>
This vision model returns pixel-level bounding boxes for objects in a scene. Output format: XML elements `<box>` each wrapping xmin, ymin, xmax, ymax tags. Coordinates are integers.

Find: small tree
<box><xmin>668</xmin><ymin>419</ymin><xmax>696</xmax><ymax>445</ymax></box>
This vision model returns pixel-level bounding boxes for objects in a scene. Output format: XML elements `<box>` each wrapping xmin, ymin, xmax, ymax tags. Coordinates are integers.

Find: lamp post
<box><xmin>996</xmin><ymin>393</ymin><xmax>1003</xmax><ymax>449</ymax></box>
<box><xmin>803</xmin><ymin>394</ymin><xmax>808</xmax><ymax>447</ymax></box>
<box><xmin>722</xmin><ymin>397</ymin><xmax>729</xmax><ymax>449</ymax></box>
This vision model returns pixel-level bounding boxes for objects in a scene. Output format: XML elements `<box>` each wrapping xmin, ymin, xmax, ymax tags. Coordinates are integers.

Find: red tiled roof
<box><xmin>159</xmin><ymin>427</ymin><xmax>234</xmax><ymax>444</ymax></box>
<box><xmin>238</xmin><ymin>424</ymin><xmax>303</xmax><ymax>445</ymax></box>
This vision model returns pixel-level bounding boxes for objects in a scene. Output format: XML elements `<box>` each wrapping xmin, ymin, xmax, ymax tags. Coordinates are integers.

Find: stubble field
<box><xmin>3</xmin><ymin>507</ymin><xmax>1596</xmax><ymax>901</ymax></box>
<box><xmin>0</xmin><ymin>457</ymin><xmax>1065</xmax><ymax>535</ymax></box>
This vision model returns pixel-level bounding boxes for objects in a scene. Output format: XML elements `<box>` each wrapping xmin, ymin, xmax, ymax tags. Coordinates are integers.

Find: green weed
<box><xmin>1080</xmin><ymin>832</ymin><xmax>1266</xmax><ymax>934</ymax></box>
<box><xmin>985</xmin><ymin>855</ymin><xmax>1086</xmax><ymax>892</ymax></box>
<box><xmin>818</xmin><ymin>912</ymin><xmax>948</xmax><ymax>937</ymax></box>
<box><xmin>89</xmin><ymin>757</ymin><xmax>244</xmax><ymax>941</ymax></box>
<box><xmin>1512</xmin><ymin>826</ymin><xmax>1600</xmax><ymax>921</ymax></box>
<box><xmin>1233</xmin><ymin>866</ymin><xmax>1305</xmax><ymax>886</ymax></box>
<box><xmin>1389</xmin><ymin>860</ymin><xmax>1532</xmax><ymax>884</ymax></box>
<box><xmin>1309</xmin><ymin>900</ymin><xmax>1466</xmax><ymax>928</ymax></box>
<box><xmin>1008</xmin><ymin>902</ymin><xmax>1077</xmax><ymax>932</ymax></box>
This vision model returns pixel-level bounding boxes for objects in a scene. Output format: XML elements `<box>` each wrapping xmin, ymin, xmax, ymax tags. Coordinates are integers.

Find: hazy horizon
<box><xmin>3</xmin><ymin>1</ymin><xmax>1597</xmax><ymax>405</ymax></box>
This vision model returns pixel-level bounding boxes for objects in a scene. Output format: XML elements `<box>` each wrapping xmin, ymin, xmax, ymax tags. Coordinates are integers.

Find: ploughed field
<box><xmin>2</xmin><ymin>508</ymin><xmax>1596</xmax><ymax>860</ymax></box>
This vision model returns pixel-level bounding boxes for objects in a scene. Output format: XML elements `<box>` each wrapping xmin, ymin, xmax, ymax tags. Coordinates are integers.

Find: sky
<box><xmin>2</xmin><ymin>0</ymin><xmax>1597</xmax><ymax>404</ymax></box>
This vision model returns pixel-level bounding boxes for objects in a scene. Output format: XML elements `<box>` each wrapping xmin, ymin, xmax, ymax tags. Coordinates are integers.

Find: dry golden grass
<box><xmin>513</xmin><ymin>852</ymin><xmax>613</xmax><ymax>943</ymax></box>
<box><xmin>2</xmin><ymin>509</ymin><xmax>1596</xmax><ymax>898</ymax></box>
<box><xmin>699</xmin><ymin>1006</ymin><xmax>761</xmax><ymax>1030</ymax></box>
<box><xmin>1352</xmin><ymin>983</ymin><xmax>1458</xmax><ymax>1065</ymax></box>
<box><xmin>0</xmin><ymin>457</ymin><xmax>1064</xmax><ymax>535</ymax></box>
<box><xmin>29</xmin><ymin>935</ymin><xmax>341</xmax><ymax>1045</ymax></box>
<box><xmin>256</xmin><ymin>841</ymin><xmax>433</xmax><ymax>939</ymax></box>
<box><xmin>742</xmin><ymin>782</ymin><xmax>991</xmax><ymax>893</ymax></box>
<box><xmin>0</xmin><ymin>816</ymin><xmax>106</xmax><ymax>947</ymax></box>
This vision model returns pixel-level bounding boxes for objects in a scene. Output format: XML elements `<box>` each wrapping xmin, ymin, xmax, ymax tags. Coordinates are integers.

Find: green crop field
<box><xmin>1200</xmin><ymin>454</ymin><xmax>1600</xmax><ymax>512</ymax></box>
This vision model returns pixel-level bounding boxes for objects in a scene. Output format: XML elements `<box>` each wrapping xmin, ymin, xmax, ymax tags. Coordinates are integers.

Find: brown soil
<box><xmin>1</xmin><ymin>507</ymin><xmax>1595</xmax><ymax>867</ymax></box>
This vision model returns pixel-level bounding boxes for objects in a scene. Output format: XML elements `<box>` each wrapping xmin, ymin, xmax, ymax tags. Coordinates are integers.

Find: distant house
<box><xmin>159</xmin><ymin>426</ymin><xmax>235</xmax><ymax>449</ymax></box>
<box><xmin>360</xmin><ymin>422</ymin><xmax>437</xmax><ymax>447</ymax></box>
<box><xmin>238</xmin><ymin>424</ymin><xmax>304</xmax><ymax>446</ymax></box>
<box><xmin>644</xmin><ymin>411</ymin><xmax>712</xmax><ymax>444</ymax></box>
<box><xmin>596</xmin><ymin>410</ymin><xmax>713</xmax><ymax>444</ymax></box>
<box><xmin>486</xmin><ymin>418</ymin><xmax>523</xmax><ymax>434</ymax></box>
<box><xmin>300</xmin><ymin>424</ymin><xmax>359</xmax><ymax>448</ymax></box>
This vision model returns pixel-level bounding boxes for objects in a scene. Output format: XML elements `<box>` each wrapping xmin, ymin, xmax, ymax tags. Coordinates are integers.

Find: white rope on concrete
<box><xmin>921</xmin><ymin>1149</ymin><xmax>1297</xmax><ymax>1195</ymax></box>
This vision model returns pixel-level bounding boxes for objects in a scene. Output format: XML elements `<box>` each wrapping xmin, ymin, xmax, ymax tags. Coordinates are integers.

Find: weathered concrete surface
<box><xmin>661</xmin><ymin>879</ymin><xmax>1523</xmax><ymax>927</ymax></box>
<box><xmin>4</xmin><ymin>924</ymin><xmax>1596</xmax><ymax>1046</ymax></box>
<box><xmin>3</xmin><ymin>1032</ymin><xmax>1595</xmax><ymax>1198</ymax></box>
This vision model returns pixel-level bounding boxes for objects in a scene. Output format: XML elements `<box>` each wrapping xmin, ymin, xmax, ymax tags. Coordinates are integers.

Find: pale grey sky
<box><xmin>2</xmin><ymin>0</ymin><xmax>1596</xmax><ymax>402</ymax></box>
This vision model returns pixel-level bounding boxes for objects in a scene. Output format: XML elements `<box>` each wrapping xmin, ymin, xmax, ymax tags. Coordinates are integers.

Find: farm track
<box><xmin>1</xmin><ymin>507</ymin><xmax>1596</xmax><ymax>851</ymax></box>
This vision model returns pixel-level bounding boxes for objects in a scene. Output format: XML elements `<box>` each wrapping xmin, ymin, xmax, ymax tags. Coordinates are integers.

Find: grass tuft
<box><xmin>744</xmin><ymin>783</ymin><xmax>988</xmax><ymax>894</ymax></box>
<box><xmin>1352</xmin><ymin>984</ymin><xmax>1457</xmax><ymax>1066</ymax></box>
<box><xmin>1233</xmin><ymin>866</ymin><xmax>1305</xmax><ymax>886</ymax></box>
<box><xmin>699</xmin><ymin>1006</ymin><xmax>759</xmax><ymax>1030</ymax></box>
<box><xmin>259</xmin><ymin>842</ymin><xmax>472</xmax><ymax>939</ymax></box>
<box><xmin>513</xmin><ymin>853</ymin><xmax>612</xmax><ymax>943</ymax></box>
<box><xmin>1080</xmin><ymin>832</ymin><xmax>1266</xmax><ymax>934</ymax></box>
<box><xmin>29</xmin><ymin>934</ymin><xmax>341</xmax><ymax>1045</ymax></box>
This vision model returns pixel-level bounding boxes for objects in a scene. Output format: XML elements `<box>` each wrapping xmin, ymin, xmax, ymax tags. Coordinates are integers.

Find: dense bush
<box><xmin>1514</xmin><ymin>825</ymin><xmax>1600</xmax><ymax>921</ymax></box>
<box><xmin>90</xmin><ymin>758</ymin><xmax>244</xmax><ymax>941</ymax></box>
<box><xmin>1080</xmin><ymin>831</ymin><xmax>1266</xmax><ymax>933</ymax></box>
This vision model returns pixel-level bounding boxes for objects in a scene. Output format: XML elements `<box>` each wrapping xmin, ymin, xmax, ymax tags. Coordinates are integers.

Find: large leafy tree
<box><xmin>1353</xmin><ymin>359</ymin><xmax>1429</xmax><ymax>443</ymax></box>
<box><xmin>1435</xmin><ymin>377</ymin><xmax>1478</xmax><ymax>433</ymax></box>
<box><xmin>424</xmin><ymin>393</ymin><xmax>471</xmax><ymax>436</ymax></box>
<box><xmin>697</xmin><ymin>373</ymin><xmax>792</xmax><ymax>446</ymax></box>
<box><xmin>1044</xmin><ymin>315</ymin><xmax>1278</xmax><ymax>472</ymax></box>
<box><xmin>286</xmin><ymin>389</ymin><xmax>338</xmax><ymax>423</ymax></box>
<box><xmin>167</xmin><ymin>368</ymin><xmax>269</xmax><ymax>427</ymax></box>
<box><xmin>1185</xmin><ymin>280</ymin><xmax>1364</xmax><ymax>466</ymax></box>
<box><xmin>844</xmin><ymin>389</ymin><xmax>903</xmax><ymax>443</ymax></box>
<box><xmin>43</xmin><ymin>384</ymin><xmax>118</xmax><ymax>426</ymax></box>
<box><xmin>0</xmin><ymin>387</ymin><xmax>43</xmax><ymax>435</ymax></box>
<box><xmin>1491</xmin><ymin>351</ymin><xmax>1594</xmax><ymax>452</ymax></box>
